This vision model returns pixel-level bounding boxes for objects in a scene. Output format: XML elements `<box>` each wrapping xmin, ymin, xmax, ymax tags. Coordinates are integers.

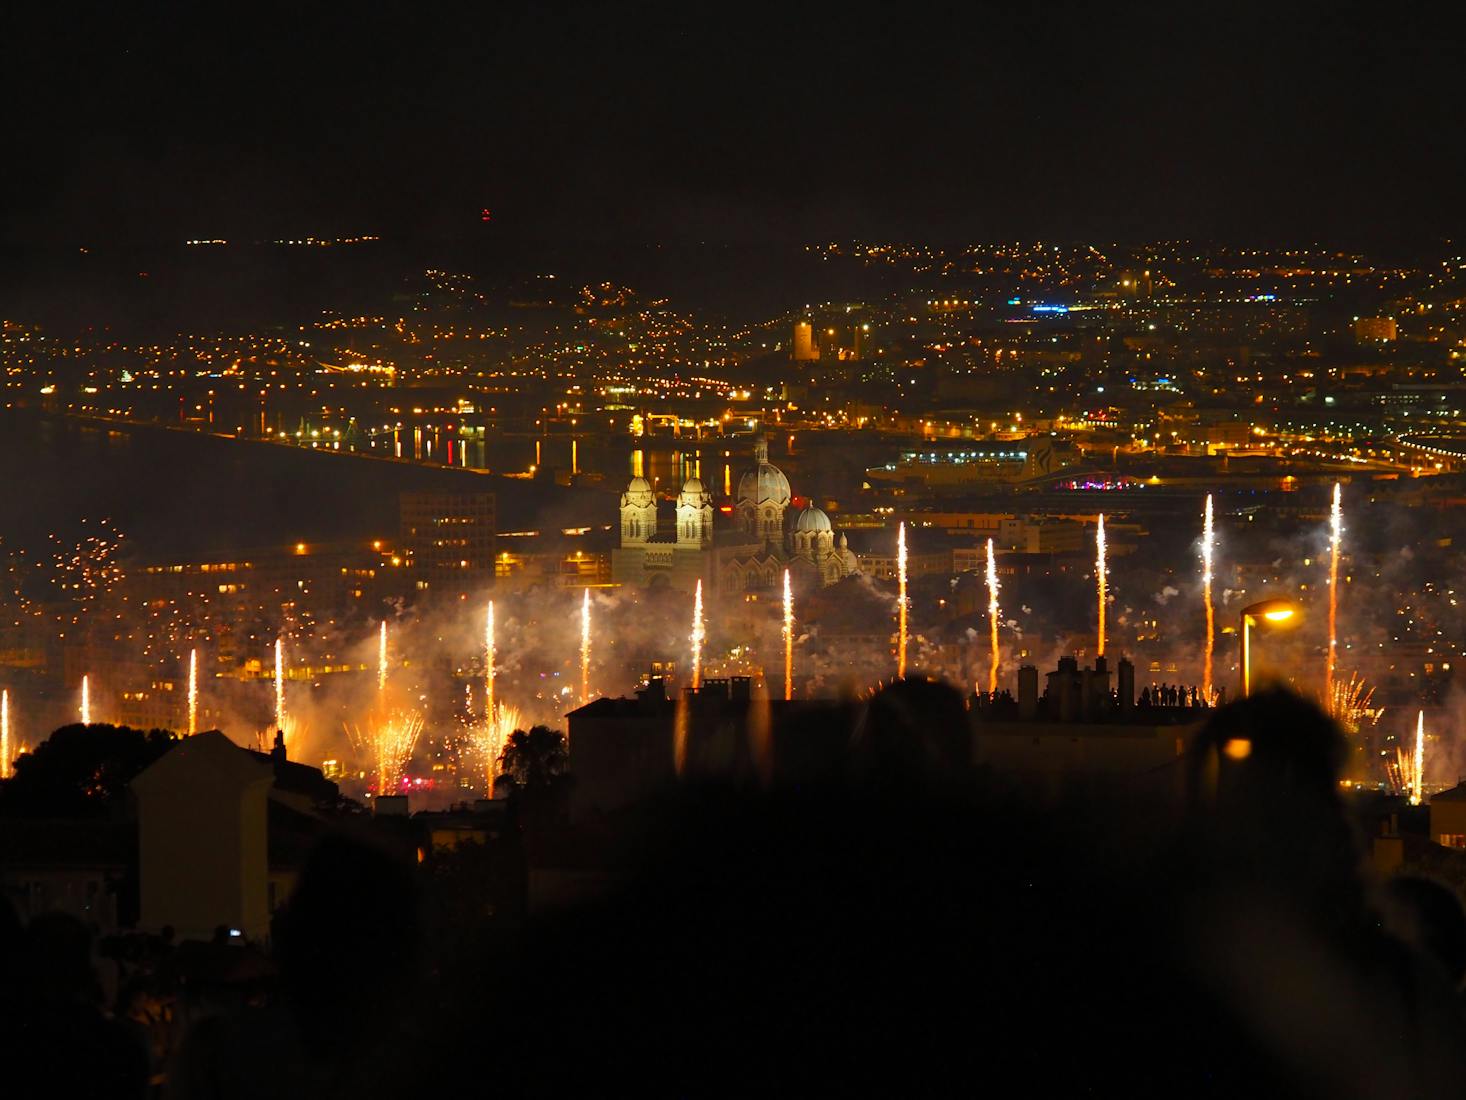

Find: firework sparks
<box><xmin>472</xmin><ymin>702</ymin><xmax>520</xmax><ymax>797</ymax></box>
<box><xmin>350</xmin><ymin>710</ymin><xmax>425</xmax><ymax>796</ymax></box>
<box><xmin>690</xmin><ymin>579</ymin><xmax>705</xmax><ymax>691</ymax></box>
<box><xmin>1413</xmin><ymin>710</ymin><xmax>1425</xmax><ymax>806</ymax></box>
<box><xmin>580</xmin><ymin>589</ymin><xmax>592</xmax><ymax>706</ymax></box>
<box><xmin>187</xmin><ymin>648</ymin><xmax>198</xmax><ymax>736</ymax></box>
<box><xmin>897</xmin><ymin>521</ymin><xmax>908</xmax><ymax>678</ymax></box>
<box><xmin>274</xmin><ymin>637</ymin><xmax>286</xmax><ymax>738</ymax></box>
<box><xmin>485</xmin><ymin>601</ymin><xmax>495</xmax><ymax>722</ymax></box>
<box><xmin>1326</xmin><ymin>671</ymin><xmax>1380</xmax><ymax>736</ymax></box>
<box><xmin>1</xmin><ymin>689</ymin><xmax>9</xmax><ymax>779</ymax></box>
<box><xmin>985</xmin><ymin>538</ymin><xmax>1001</xmax><ymax>695</ymax></box>
<box><xmin>81</xmin><ymin>674</ymin><xmax>91</xmax><ymax>726</ymax></box>
<box><xmin>378</xmin><ymin>620</ymin><xmax>389</xmax><ymax>696</ymax></box>
<box><xmin>1325</xmin><ymin>482</ymin><xmax>1343</xmax><ymax>705</ymax></box>
<box><xmin>782</xmin><ymin>568</ymin><xmax>794</xmax><ymax>701</ymax></box>
<box><xmin>1201</xmin><ymin>495</ymin><xmax>1215</xmax><ymax>701</ymax></box>
<box><xmin>1096</xmin><ymin>514</ymin><xmax>1107</xmax><ymax>657</ymax></box>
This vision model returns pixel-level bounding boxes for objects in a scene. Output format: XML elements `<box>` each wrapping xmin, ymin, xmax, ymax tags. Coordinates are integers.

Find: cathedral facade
<box><xmin>611</xmin><ymin>438</ymin><xmax>858</xmax><ymax>595</ymax></box>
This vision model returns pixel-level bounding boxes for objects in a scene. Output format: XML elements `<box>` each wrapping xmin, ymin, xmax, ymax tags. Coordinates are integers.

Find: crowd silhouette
<box><xmin>1</xmin><ymin>683</ymin><xmax>1464</xmax><ymax>1097</ymax></box>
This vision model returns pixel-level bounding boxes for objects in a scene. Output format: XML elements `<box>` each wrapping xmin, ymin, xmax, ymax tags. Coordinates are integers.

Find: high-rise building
<box><xmin>1353</xmin><ymin>316</ymin><xmax>1397</xmax><ymax>343</ymax></box>
<box><xmin>792</xmin><ymin>320</ymin><xmax>820</xmax><ymax>361</ymax></box>
<box><xmin>399</xmin><ymin>491</ymin><xmax>497</xmax><ymax>582</ymax></box>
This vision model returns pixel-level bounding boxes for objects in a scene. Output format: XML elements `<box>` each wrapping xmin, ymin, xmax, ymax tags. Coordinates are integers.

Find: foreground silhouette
<box><xmin>4</xmin><ymin>684</ymin><xmax>1464</xmax><ymax>1098</ymax></box>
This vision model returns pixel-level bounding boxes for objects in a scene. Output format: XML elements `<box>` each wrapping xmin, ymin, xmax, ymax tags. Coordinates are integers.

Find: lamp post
<box><xmin>1239</xmin><ymin>598</ymin><xmax>1299</xmax><ymax>697</ymax></box>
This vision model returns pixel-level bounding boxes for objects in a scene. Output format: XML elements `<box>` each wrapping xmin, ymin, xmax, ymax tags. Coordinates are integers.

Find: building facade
<box><xmin>612</xmin><ymin>437</ymin><xmax>858</xmax><ymax>595</ymax></box>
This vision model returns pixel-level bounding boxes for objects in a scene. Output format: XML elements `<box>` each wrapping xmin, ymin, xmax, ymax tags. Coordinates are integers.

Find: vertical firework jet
<box><xmin>1202</xmin><ymin>495</ymin><xmax>1215</xmax><ymax>701</ymax></box>
<box><xmin>581</xmin><ymin>589</ymin><xmax>591</xmax><ymax>706</ymax></box>
<box><xmin>897</xmin><ymin>522</ymin><xmax>909</xmax><ymax>678</ymax></box>
<box><xmin>485</xmin><ymin>601</ymin><xmax>495</xmax><ymax>723</ymax></box>
<box><xmin>1096</xmin><ymin>514</ymin><xmax>1108</xmax><ymax>657</ymax></box>
<box><xmin>187</xmin><ymin>648</ymin><xmax>198</xmax><ymax>736</ymax></box>
<box><xmin>1</xmin><ymin>689</ymin><xmax>9</xmax><ymax>779</ymax></box>
<box><xmin>1325</xmin><ymin>482</ymin><xmax>1343</xmax><ymax>704</ymax></box>
<box><xmin>986</xmin><ymin>538</ymin><xmax>1001</xmax><ymax>695</ymax></box>
<box><xmin>1413</xmin><ymin>710</ymin><xmax>1425</xmax><ymax>806</ymax></box>
<box><xmin>274</xmin><ymin>638</ymin><xmax>285</xmax><ymax>739</ymax></box>
<box><xmin>81</xmin><ymin>675</ymin><xmax>91</xmax><ymax>726</ymax></box>
<box><xmin>783</xmin><ymin>568</ymin><xmax>794</xmax><ymax>701</ymax></box>
<box><xmin>378</xmin><ymin>620</ymin><xmax>388</xmax><ymax>697</ymax></box>
<box><xmin>690</xmin><ymin>580</ymin><xmax>705</xmax><ymax>691</ymax></box>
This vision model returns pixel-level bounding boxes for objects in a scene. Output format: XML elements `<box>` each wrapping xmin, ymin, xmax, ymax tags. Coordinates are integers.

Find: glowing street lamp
<box><xmin>1239</xmin><ymin>598</ymin><xmax>1299</xmax><ymax>697</ymax></box>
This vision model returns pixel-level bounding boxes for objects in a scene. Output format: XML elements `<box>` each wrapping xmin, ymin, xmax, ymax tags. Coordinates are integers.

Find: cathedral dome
<box><xmin>736</xmin><ymin>448</ymin><xmax>791</xmax><ymax>505</ymax></box>
<box><xmin>679</xmin><ymin>476</ymin><xmax>707</xmax><ymax>498</ymax></box>
<box><xmin>624</xmin><ymin>475</ymin><xmax>653</xmax><ymax>499</ymax></box>
<box><xmin>793</xmin><ymin>505</ymin><xmax>832</xmax><ymax>533</ymax></box>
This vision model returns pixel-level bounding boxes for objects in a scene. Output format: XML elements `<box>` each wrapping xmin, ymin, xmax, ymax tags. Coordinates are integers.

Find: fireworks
<box><xmin>690</xmin><ymin>579</ymin><xmax>705</xmax><ymax>691</ymax></box>
<box><xmin>1325</xmin><ymin>482</ymin><xmax>1343</xmax><ymax>704</ymax></box>
<box><xmin>187</xmin><ymin>648</ymin><xmax>198</xmax><ymax>736</ymax></box>
<box><xmin>1326</xmin><ymin>671</ymin><xmax>1380</xmax><ymax>736</ymax></box>
<box><xmin>581</xmin><ymin>589</ymin><xmax>592</xmax><ymax>706</ymax></box>
<box><xmin>485</xmin><ymin>601</ymin><xmax>495</xmax><ymax>721</ymax></box>
<box><xmin>1201</xmin><ymin>495</ymin><xmax>1215</xmax><ymax>701</ymax></box>
<box><xmin>378</xmin><ymin>620</ymin><xmax>389</xmax><ymax>696</ymax></box>
<box><xmin>274</xmin><ymin>637</ymin><xmax>286</xmax><ymax>738</ymax></box>
<box><xmin>985</xmin><ymin>537</ymin><xmax>1000</xmax><ymax>695</ymax></box>
<box><xmin>782</xmin><ymin>568</ymin><xmax>794</xmax><ymax>701</ymax></box>
<box><xmin>350</xmin><ymin>710</ymin><xmax>425</xmax><ymax>796</ymax></box>
<box><xmin>897</xmin><ymin>521</ymin><xmax>908</xmax><ymax>678</ymax></box>
<box><xmin>473</xmin><ymin>702</ymin><xmax>521</xmax><ymax>796</ymax></box>
<box><xmin>1096</xmin><ymin>514</ymin><xmax>1107</xmax><ymax>657</ymax></box>
<box><xmin>81</xmin><ymin>674</ymin><xmax>91</xmax><ymax>726</ymax></box>
<box><xmin>1413</xmin><ymin>710</ymin><xmax>1425</xmax><ymax>806</ymax></box>
<box><xmin>1</xmin><ymin>689</ymin><xmax>9</xmax><ymax>779</ymax></box>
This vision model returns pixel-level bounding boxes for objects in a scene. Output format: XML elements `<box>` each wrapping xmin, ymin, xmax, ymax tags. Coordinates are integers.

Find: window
<box><xmin>1439</xmin><ymin>833</ymin><xmax>1466</xmax><ymax>849</ymax></box>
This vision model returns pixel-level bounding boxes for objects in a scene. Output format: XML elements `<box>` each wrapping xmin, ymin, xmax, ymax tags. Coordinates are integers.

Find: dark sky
<box><xmin>4</xmin><ymin>1</ymin><xmax>1464</xmax><ymax>249</ymax></box>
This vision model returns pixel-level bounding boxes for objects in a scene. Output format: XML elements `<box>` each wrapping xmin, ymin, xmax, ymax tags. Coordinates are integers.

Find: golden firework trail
<box><xmin>378</xmin><ymin>620</ymin><xmax>389</xmax><ymax>697</ymax></box>
<box><xmin>476</xmin><ymin>702</ymin><xmax>522</xmax><ymax>796</ymax></box>
<box><xmin>782</xmin><ymin>568</ymin><xmax>794</xmax><ymax>701</ymax></box>
<box><xmin>1325</xmin><ymin>482</ymin><xmax>1343</xmax><ymax>705</ymax></box>
<box><xmin>897</xmin><ymin>521</ymin><xmax>909</xmax><ymax>678</ymax></box>
<box><xmin>1413</xmin><ymin>709</ymin><xmax>1425</xmax><ymax>806</ymax></box>
<box><xmin>350</xmin><ymin>710</ymin><xmax>425</xmax><ymax>797</ymax></box>
<box><xmin>485</xmin><ymin>601</ymin><xmax>495</xmax><ymax>722</ymax></box>
<box><xmin>81</xmin><ymin>674</ymin><xmax>91</xmax><ymax>726</ymax></box>
<box><xmin>1202</xmin><ymin>495</ymin><xmax>1215</xmax><ymax>701</ymax></box>
<box><xmin>690</xmin><ymin>579</ymin><xmax>705</xmax><ymax>691</ymax></box>
<box><xmin>1096</xmin><ymin>514</ymin><xmax>1108</xmax><ymax>657</ymax></box>
<box><xmin>985</xmin><ymin>538</ymin><xmax>1001</xmax><ymax>695</ymax></box>
<box><xmin>274</xmin><ymin>637</ymin><xmax>286</xmax><ymax>738</ymax></box>
<box><xmin>187</xmin><ymin>648</ymin><xmax>198</xmax><ymax>736</ymax></box>
<box><xmin>580</xmin><ymin>589</ymin><xmax>592</xmax><ymax>706</ymax></box>
<box><xmin>1326</xmin><ymin>671</ymin><xmax>1380</xmax><ymax>736</ymax></box>
<box><xmin>1</xmin><ymin>689</ymin><xmax>9</xmax><ymax>779</ymax></box>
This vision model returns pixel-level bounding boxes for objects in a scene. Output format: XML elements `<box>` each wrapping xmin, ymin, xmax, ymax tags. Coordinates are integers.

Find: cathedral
<box><xmin>612</xmin><ymin>437</ymin><xmax>859</xmax><ymax>595</ymax></box>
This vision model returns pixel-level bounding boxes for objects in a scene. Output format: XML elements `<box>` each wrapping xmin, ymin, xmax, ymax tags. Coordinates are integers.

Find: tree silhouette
<box><xmin>0</xmin><ymin>723</ymin><xmax>178</xmax><ymax>818</ymax></box>
<box><xmin>499</xmin><ymin>725</ymin><xmax>568</xmax><ymax>790</ymax></box>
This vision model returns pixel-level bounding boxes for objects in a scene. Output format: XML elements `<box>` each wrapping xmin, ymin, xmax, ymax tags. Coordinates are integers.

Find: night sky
<box><xmin>4</xmin><ymin>1</ymin><xmax>1465</xmax><ymax>249</ymax></box>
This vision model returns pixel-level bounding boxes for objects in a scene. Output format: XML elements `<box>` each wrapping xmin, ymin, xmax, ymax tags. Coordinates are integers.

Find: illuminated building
<box><xmin>1353</xmin><ymin>315</ymin><xmax>1398</xmax><ymax>343</ymax></box>
<box><xmin>399</xmin><ymin>491</ymin><xmax>497</xmax><ymax>583</ymax></box>
<box><xmin>612</xmin><ymin>436</ymin><xmax>858</xmax><ymax>594</ymax></box>
<box><xmin>792</xmin><ymin>320</ymin><xmax>820</xmax><ymax>362</ymax></box>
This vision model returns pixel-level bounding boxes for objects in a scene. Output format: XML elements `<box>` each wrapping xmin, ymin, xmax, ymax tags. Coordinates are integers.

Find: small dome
<box><xmin>625</xmin><ymin>475</ymin><xmax>653</xmax><ymax>497</ymax></box>
<box><xmin>793</xmin><ymin>505</ymin><xmax>832</xmax><ymax>533</ymax></box>
<box><xmin>680</xmin><ymin>476</ymin><xmax>706</xmax><ymax>496</ymax></box>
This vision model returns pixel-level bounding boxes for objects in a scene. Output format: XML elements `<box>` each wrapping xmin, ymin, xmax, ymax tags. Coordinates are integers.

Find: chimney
<box><xmin>271</xmin><ymin>729</ymin><xmax>287</xmax><ymax>763</ymax></box>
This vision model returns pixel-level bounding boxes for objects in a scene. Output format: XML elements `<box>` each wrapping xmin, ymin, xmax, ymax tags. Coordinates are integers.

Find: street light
<box><xmin>1239</xmin><ymin>598</ymin><xmax>1300</xmax><ymax>697</ymax></box>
